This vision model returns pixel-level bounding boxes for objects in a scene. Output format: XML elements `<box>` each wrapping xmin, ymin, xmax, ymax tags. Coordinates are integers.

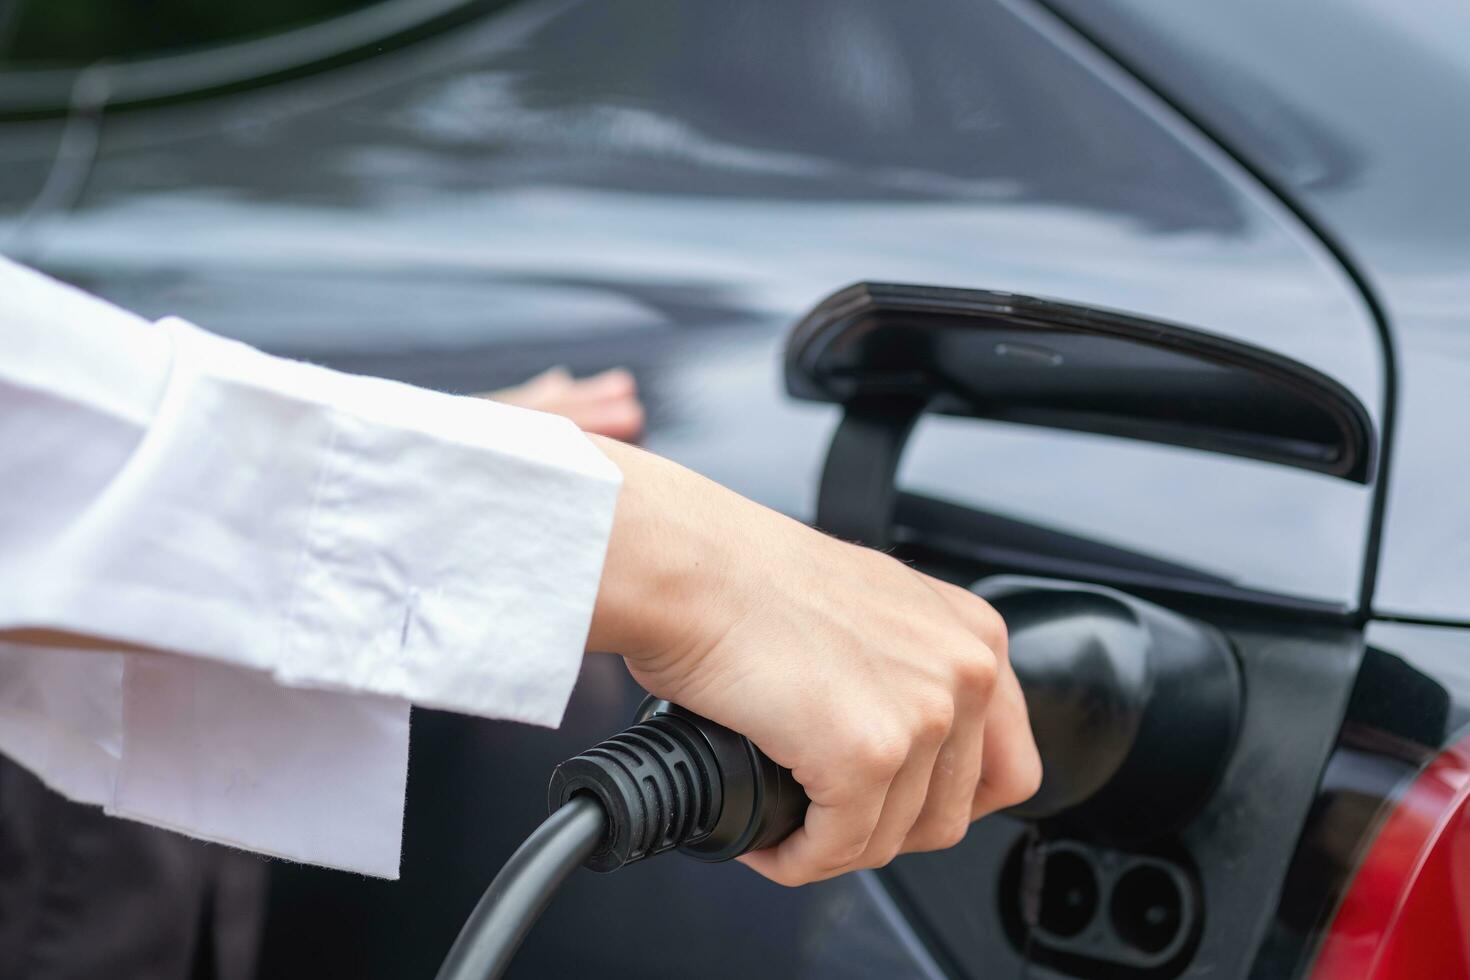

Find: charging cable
<box><xmin>434</xmin><ymin>699</ymin><xmax>808</xmax><ymax>980</ymax></box>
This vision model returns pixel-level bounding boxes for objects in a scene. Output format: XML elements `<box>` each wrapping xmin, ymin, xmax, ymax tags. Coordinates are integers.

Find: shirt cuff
<box><xmin>25</xmin><ymin>316</ymin><xmax>621</xmax><ymax>727</ymax></box>
<box><xmin>112</xmin><ymin>654</ymin><xmax>412</xmax><ymax>879</ymax></box>
<box><xmin>0</xmin><ymin>646</ymin><xmax>413</xmax><ymax>878</ymax></box>
<box><xmin>161</xmin><ymin>318</ymin><xmax>624</xmax><ymax>725</ymax></box>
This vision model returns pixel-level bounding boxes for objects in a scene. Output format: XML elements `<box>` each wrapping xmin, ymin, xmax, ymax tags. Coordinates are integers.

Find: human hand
<box><xmin>586</xmin><ymin>437</ymin><xmax>1041</xmax><ymax>886</ymax></box>
<box><xmin>484</xmin><ymin>367</ymin><xmax>644</xmax><ymax>441</ymax></box>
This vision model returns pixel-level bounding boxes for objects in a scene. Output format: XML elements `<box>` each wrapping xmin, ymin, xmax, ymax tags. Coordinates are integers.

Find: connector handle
<box><xmin>638</xmin><ymin>699</ymin><xmax>808</xmax><ymax>863</ymax></box>
<box><xmin>546</xmin><ymin>699</ymin><xmax>808</xmax><ymax>872</ymax></box>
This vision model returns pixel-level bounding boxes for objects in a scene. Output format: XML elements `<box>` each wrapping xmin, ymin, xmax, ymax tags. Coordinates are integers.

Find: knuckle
<box><xmin>939</xmin><ymin>817</ymin><xmax>972</xmax><ymax>849</ymax></box>
<box><xmin>853</xmin><ymin>730</ymin><xmax>908</xmax><ymax>777</ymax></box>
<box><xmin>978</xmin><ymin>750</ymin><xmax>1045</xmax><ymax>816</ymax></box>
<box><xmin>826</xmin><ymin>836</ymin><xmax>871</xmax><ymax>871</ymax></box>
<box><xmin>915</xmin><ymin>697</ymin><xmax>955</xmax><ymax>743</ymax></box>
<box><xmin>955</xmin><ymin>646</ymin><xmax>999</xmax><ymax>698</ymax></box>
<box><xmin>1010</xmin><ymin>750</ymin><xmax>1045</xmax><ymax>805</ymax></box>
<box><xmin>976</xmin><ymin>602</ymin><xmax>1008</xmax><ymax>660</ymax></box>
<box><xmin>863</xmin><ymin>841</ymin><xmax>902</xmax><ymax>869</ymax></box>
<box><xmin>909</xmin><ymin>814</ymin><xmax>970</xmax><ymax>853</ymax></box>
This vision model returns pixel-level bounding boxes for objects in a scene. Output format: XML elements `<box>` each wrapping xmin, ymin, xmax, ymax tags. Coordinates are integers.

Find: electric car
<box><xmin>3</xmin><ymin>1</ymin><xmax>1467</xmax><ymax>977</ymax></box>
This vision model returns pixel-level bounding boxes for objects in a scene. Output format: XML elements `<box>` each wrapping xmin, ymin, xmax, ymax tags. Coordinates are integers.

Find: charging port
<box><xmin>1111</xmin><ymin>864</ymin><xmax>1187</xmax><ymax>957</ymax></box>
<box><xmin>1002</xmin><ymin>835</ymin><xmax>1201</xmax><ymax>977</ymax></box>
<box><xmin>1039</xmin><ymin>846</ymin><xmax>1100</xmax><ymax>939</ymax></box>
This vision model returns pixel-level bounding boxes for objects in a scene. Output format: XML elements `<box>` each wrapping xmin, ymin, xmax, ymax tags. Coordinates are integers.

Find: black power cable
<box><xmin>434</xmin><ymin>699</ymin><xmax>809</xmax><ymax>980</ymax></box>
<box><xmin>434</xmin><ymin>795</ymin><xmax>606</xmax><ymax>980</ymax></box>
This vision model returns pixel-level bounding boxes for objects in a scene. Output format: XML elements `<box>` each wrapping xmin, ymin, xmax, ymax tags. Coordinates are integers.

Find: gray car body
<box><xmin>1045</xmin><ymin>0</ymin><xmax>1470</xmax><ymax>624</ymax></box>
<box><xmin>1</xmin><ymin>1</ymin><xmax>1464</xmax><ymax>977</ymax></box>
<box><xmin>4</xmin><ymin>0</ymin><xmax>1386</xmax><ymax>610</ymax></box>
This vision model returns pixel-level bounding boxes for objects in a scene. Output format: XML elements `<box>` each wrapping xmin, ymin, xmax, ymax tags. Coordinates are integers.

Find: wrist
<box><xmin>585</xmin><ymin>436</ymin><xmax>749</xmax><ymax>669</ymax></box>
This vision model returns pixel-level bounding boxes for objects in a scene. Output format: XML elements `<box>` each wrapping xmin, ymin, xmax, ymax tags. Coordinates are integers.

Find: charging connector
<box><xmin>547</xmin><ymin>698</ymin><xmax>806</xmax><ymax>871</ymax></box>
<box><xmin>435</xmin><ymin>699</ymin><xmax>808</xmax><ymax>980</ymax></box>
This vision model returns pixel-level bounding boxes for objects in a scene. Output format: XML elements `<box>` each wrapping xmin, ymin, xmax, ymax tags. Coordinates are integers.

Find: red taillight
<box><xmin>1310</xmin><ymin>732</ymin><xmax>1470</xmax><ymax>979</ymax></box>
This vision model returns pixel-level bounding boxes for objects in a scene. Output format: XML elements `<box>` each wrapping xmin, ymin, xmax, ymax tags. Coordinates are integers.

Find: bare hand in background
<box><xmin>486</xmin><ymin>367</ymin><xmax>644</xmax><ymax>441</ymax></box>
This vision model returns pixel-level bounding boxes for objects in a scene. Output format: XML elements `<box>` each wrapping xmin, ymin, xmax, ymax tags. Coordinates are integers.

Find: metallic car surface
<box><xmin>2</xmin><ymin>0</ymin><xmax>1382</xmax><ymax>610</ymax></box>
<box><xmin>1040</xmin><ymin>0</ymin><xmax>1470</xmax><ymax>621</ymax></box>
<box><xmin>3</xmin><ymin>0</ymin><xmax>1456</xmax><ymax>977</ymax></box>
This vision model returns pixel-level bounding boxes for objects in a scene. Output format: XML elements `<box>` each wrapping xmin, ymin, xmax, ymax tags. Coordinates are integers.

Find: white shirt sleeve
<box><xmin>0</xmin><ymin>256</ymin><xmax>622</xmax><ymax>877</ymax></box>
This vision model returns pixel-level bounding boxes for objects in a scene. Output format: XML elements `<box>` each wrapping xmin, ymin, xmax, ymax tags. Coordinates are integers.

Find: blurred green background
<box><xmin>0</xmin><ymin>0</ymin><xmax>382</xmax><ymax>67</ymax></box>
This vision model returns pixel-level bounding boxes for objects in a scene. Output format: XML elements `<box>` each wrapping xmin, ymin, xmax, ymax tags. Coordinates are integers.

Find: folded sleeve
<box><xmin>0</xmin><ymin>263</ymin><xmax>622</xmax><ymax>726</ymax></box>
<box><xmin>113</xmin><ymin>653</ymin><xmax>414</xmax><ymax>879</ymax></box>
<box><xmin>0</xmin><ymin>256</ymin><xmax>622</xmax><ymax>876</ymax></box>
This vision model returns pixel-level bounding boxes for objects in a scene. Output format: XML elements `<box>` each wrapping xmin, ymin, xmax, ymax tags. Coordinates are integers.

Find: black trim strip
<box><xmin>1369</xmin><ymin>613</ymin><xmax>1470</xmax><ymax>631</ymax></box>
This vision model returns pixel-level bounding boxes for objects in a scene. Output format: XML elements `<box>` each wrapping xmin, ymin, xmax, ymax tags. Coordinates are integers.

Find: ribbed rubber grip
<box><xmin>547</xmin><ymin>712</ymin><xmax>722</xmax><ymax>872</ymax></box>
<box><xmin>547</xmin><ymin>699</ymin><xmax>807</xmax><ymax>873</ymax></box>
